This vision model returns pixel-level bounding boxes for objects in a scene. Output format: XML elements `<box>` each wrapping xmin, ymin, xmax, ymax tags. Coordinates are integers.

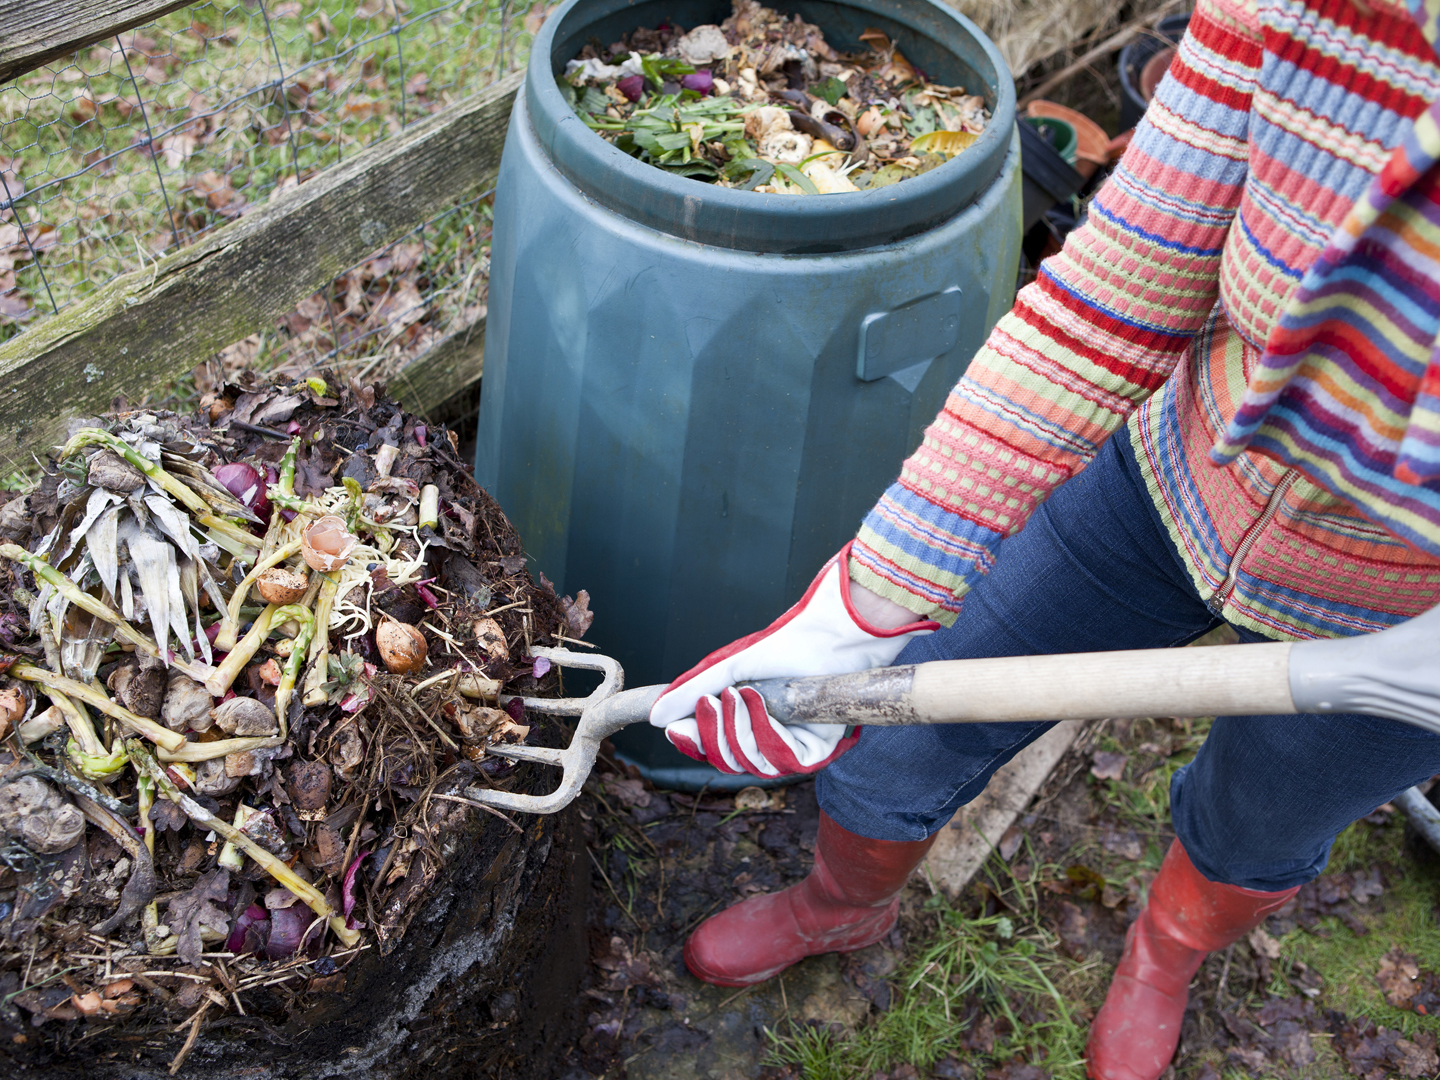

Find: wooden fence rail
<box><xmin>0</xmin><ymin>67</ymin><xmax>519</xmax><ymax>471</ymax></box>
<box><xmin>0</xmin><ymin>1</ymin><xmax>193</xmax><ymax>85</ymax></box>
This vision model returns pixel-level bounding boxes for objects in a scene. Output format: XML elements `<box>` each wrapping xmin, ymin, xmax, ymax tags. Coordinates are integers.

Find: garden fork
<box><xmin>464</xmin><ymin>605</ymin><xmax>1440</xmax><ymax>817</ymax></box>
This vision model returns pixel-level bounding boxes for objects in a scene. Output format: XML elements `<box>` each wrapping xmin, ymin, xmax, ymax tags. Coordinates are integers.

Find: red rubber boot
<box><xmin>1087</xmin><ymin>841</ymin><xmax>1300</xmax><ymax>1080</ymax></box>
<box><xmin>683</xmin><ymin>812</ymin><xmax>936</xmax><ymax>987</ymax></box>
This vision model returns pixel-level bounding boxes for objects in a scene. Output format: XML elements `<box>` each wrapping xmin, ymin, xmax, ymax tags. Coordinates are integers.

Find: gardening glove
<box><xmin>648</xmin><ymin>542</ymin><xmax>939</xmax><ymax>776</ymax></box>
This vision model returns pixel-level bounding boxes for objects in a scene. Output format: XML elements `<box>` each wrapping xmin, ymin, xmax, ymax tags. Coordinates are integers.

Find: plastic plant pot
<box><xmin>1026</xmin><ymin>99</ymin><xmax>1109</xmax><ymax>179</ymax></box>
<box><xmin>1019</xmin><ymin>116</ymin><xmax>1082</xmax><ymax>232</ymax></box>
<box><xmin>1118</xmin><ymin>12</ymin><xmax>1191</xmax><ymax>130</ymax></box>
<box><xmin>1025</xmin><ymin>115</ymin><xmax>1077</xmax><ymax>165</ymax></box>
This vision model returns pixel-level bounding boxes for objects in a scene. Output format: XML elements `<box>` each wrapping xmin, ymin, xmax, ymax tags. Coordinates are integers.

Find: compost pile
<box><xmin>0</xmin><ymin>373</ymin><xmax>589</xmax><ymax>1050</ymax></box>
<box><xmin>560</xmin><ymin>0</ymin><xmax>990</xmax><ymax>193</ymax></box>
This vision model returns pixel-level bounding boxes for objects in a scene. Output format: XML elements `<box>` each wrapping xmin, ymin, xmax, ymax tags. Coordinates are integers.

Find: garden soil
<box><xmin>563</xmin><ymin>719</ymin><xmax>1440</xmax><ymax>1080</ymax></box>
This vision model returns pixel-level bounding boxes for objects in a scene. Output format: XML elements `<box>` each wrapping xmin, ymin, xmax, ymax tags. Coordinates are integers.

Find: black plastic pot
<box><xmin>1119</xmin><ymin>13</ymin><xmax>1191</xmax><ymax>130</ymax></box>
<box><xmin>1019</xmin><ymin>118</ymin><xmax>1083</xmax><ymax>231</ymax></box>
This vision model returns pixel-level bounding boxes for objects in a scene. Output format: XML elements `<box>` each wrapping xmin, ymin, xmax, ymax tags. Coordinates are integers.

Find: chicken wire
<box><xmin>0</xmin><ymin>0</ymin><xmax>543</xmax><ymax>403</ymax></box>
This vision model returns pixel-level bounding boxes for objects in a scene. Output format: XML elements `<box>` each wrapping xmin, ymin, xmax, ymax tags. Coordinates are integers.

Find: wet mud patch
<box><xmin>560</xmin><ymin>755</ymin><xmax>909</xmax><ymax>1080</ymax></box>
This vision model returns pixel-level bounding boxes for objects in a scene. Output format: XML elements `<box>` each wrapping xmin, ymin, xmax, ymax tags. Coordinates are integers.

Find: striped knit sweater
<box><xmin>850</xmin><ymin>0</ymin><xmax>1440</xmax><ymax>640</ymax></box>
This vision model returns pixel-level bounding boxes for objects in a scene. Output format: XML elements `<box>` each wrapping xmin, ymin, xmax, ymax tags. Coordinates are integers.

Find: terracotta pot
<box><xmin>1026</xmin><ymin>100</ymin><xmax>1109</xmax><ymax>180</ymax></box>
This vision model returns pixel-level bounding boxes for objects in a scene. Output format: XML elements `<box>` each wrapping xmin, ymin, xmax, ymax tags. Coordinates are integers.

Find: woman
<box><xmin>648</xmin><ymin>0</ymin><xmax>1440</xmax><ymax>1076</ymax></box>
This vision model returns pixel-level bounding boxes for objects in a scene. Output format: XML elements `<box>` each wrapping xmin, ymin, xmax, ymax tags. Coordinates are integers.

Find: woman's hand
<box><xmin>648</xmin><ymin>544</ymin><xmax>938</xmax><ymax>776</ymax></box>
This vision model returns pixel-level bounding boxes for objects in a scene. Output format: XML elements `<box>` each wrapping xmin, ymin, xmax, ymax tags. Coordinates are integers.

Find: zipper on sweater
<box><xmin>1208</xmin><ymin>470</ymin><xmax>1299</xmax><ymax>615</ymax></box>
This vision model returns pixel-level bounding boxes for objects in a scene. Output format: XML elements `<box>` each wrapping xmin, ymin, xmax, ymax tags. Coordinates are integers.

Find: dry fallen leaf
<box><xmin>998</xmin><ymin>822</ymin><xmax>1025</xmax><ymax>861</ymax></box>
<box><xmin>1090</xmin><ymin>750</ymin><xmax>1127</xmax><ymax>781</ymax></box>
<box><xmin>1055</xmin><ymin>899</ymin><xmax>1089</xmax><ymax>958</ymax></box>
<box><xmin>1248</xmin><ymin>926</ymin><xmax>1283</xmax><ymax>960</ymax></box>
<box><xmin>733</xmin><ymin>786</ymin><xmax>770</xmax><ymax>811</ymax></box>
<box><xmin>160</xmin><ymin>131</ymin><xmax>199</xmax><ymax>170</ymax></box>
<box><xmin>562</xmin><ymin>589</ymin><xmax>594</xmax><ymax>637</ymax></box>
<box><xmin>1377</xmin><ymin>947</ymin><xmax>1422</xmax><ymax>1007</ymax></box>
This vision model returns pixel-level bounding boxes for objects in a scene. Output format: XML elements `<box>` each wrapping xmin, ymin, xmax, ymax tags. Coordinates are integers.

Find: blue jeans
<box><xmin>817</xmin><ymin>434</ymin><xmax>1440</xmax><ymax>891</ymax></box>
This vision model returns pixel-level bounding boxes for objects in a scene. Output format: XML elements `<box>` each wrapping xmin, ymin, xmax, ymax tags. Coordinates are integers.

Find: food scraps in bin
<box><xmin>559</xmin><ymin>0</ymin><xmax>989</xmax><ymax>193</ymax></box>
<box><xmin>0</xmin><ymin>371</ymin><xmax>587</xmax><ymax>1047</ymax></box>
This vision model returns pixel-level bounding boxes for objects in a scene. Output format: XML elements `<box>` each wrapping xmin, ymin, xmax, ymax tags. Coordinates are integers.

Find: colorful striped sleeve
<box><xmin>850</xmin><ymin>0</ymin><xmax>1264</xmax><ymax>623</ymax></box>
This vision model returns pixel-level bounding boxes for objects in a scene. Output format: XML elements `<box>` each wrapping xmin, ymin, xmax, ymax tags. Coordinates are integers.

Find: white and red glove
<box><xmin>648</xmin><ymin>543</ymin><xmax>939</xmax><ymax>777</ymax></box>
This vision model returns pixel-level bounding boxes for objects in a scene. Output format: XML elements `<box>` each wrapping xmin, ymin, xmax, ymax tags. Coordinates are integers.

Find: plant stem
<box><xmin>302</xmin><ymin>572</ymin><xmax>339</xmax><ymax>706</ymax></box>
<box><xmin>342</xmin><ymin>477</ymin><xmax>364</xmax><ymax>533</ymax></box>
<box><xmin>279</xmin><ymin>437</ymin><xmax>299</xmax><ymax>498</ymax></box>
<box><xmin>205</xmin><ymin>604</ymin><xmax>278</xmax><ymax>697</ymax></box>
<box><xmin>129</xmin><ymin>743</ymin><xmax>360</xmax><ymax>947</ymax></box>
<box><xmin>418</xmin><ymin>484</ymin><xmax>439</xmax><ymax>530</ymax></box>
<box><xmin>60</xmin><ymin>430</ymin><xmax>261</xmax><ymax>559</ymax></box>
<box><xmin>205</xmin><ymin>601</ymin><xmax>313</xmax><ymax>717</ymax></box>
<box><xmin>217</xmin><ymin>804</ymin><xmax>251</xmax><ymax>871</ymax></box>
<box><xmin>11</xmin><ymin>664</ymin><xmax>185</xmax><ymax>753</ymax></box>
<box><xmin>214</xmin><ymin>539</ymin><xmax>303</xmax><ymax>652</ymax></box>
<box><xmin>135</xmin><ymin>773</ymin><xmax>155</xmax><ymax>857</ymax></box>
<box><xmin>135</xmin><ymin>770</ymin><xmax>159</xmax><ymax>943</ymax></box>
<box><xmin>0</xmin><ymin>544</ymin><xmax>216</xmax><ymax>685</ymax></box>
<box><xmin>265</xmin><ymin>436</ymin><xmax>311</xmax><ymax>512</ymax></box>
<box><xmin>48</xmin><ymin>688</ymin><xmax>105</xmax><ymax>757</ymax></box>
<box><xmin>273</xmin><ymin>606</ymin><xmax>315</xmax><ymax>738</ymax></box>
<box><xmin>156</xmin><ymin>735</ymin><xmax>281</xmax><ymax>763</ymax></box>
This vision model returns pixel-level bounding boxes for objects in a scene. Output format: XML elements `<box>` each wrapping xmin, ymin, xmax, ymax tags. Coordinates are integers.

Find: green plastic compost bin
<box><xmin>476</xmin><ymin>0</ymin><xmax>1022</xmax><ymax>789</ymax></box>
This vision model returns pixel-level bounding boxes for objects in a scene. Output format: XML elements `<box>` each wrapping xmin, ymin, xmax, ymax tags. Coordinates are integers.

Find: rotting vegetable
<box><xmin>560</xmin><ymin>0</ymin><xmax>989</xmax><ymax>193</ymax></box>
<box><xmin>0</xmin><ymin>371</ymin><xmax>590</xmax><ymax>1053</ymax></box>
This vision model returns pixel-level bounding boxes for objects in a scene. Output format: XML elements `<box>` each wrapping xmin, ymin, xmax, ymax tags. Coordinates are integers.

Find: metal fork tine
<box><xmin>485</xmin><ymin>744</ymin><xmax>566</xmax><ymax>766</ymax></box>
<box><xmin>459</xmin><ymin>651</ymin><xmax>663</xmax><ymax>816</ymax></box>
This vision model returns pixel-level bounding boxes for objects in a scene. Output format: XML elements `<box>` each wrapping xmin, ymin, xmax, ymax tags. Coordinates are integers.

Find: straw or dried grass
<box><xmin>945</xmin><ymin>0</ymin><xmax>1183</xmax><ymax>81</ymax></box>
<box><xmin>946</xmin><ymin>0</ymin><xmax>1122</xmax><ymax>77</ymax></box>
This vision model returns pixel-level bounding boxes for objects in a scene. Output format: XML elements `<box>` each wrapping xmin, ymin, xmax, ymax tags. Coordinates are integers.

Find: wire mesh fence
<box><xmin>0</xmin><ymin>0</ymin><xmax>543</xmax><ymax>406</ymax></box>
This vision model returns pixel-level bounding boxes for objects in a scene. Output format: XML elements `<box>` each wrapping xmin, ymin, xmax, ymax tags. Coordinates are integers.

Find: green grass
<box><xmin>765</xmin><ymin>887</ymin><xmax>1102</xmax><ymax>1079</ymax></box>
<box><xmin>1093</xmin><ymin>717</ymin><xmax>1209</xmax><ymax>838</ymax></box>
<box><xmin>1</xmin><ymin>0</ymin><xmax>533</xmax><ymax>355</ymax></box>
<box><xmin>766</xmin><ymin>714</ymin><xmax>1440</xmax><ymax>1080</ymax></box>
<box><xmin>1278</xmin><ymin>818</ymin><xmax>1440</xmax><ymax>1041</ymax></box>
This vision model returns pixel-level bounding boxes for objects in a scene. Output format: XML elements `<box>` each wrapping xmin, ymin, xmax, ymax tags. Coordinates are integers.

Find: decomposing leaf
<box><xmin>1337</xmin><ymin>1019</ymin><xmax>1439</xmax><ymax>1079</ymax></box>
<box><xmin>559</xmin><ymin>0</ymin><xmax>989</xmax><ymax>194</ymax></box>
<box><xmin>1101</xmin><ymin>824</ymin><xmax>1143</xmax><ymax>861</ymax></box>
<box><xmin>150</xmin><ymin>799</ymin><xmax>188</xmax><ymax>833</ymax></box>
<box><xmin>603</xmin><ymin>776</ymin><xmax>652</xmax><ymax>809</ymax></box>
<box><xmin>167</xmin><ymin>867</ymin><xmax>231</xmax><ymax>965</ymax></box>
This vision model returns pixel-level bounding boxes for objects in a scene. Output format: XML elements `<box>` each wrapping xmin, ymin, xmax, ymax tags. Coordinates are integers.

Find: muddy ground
<box><xmin>557</xmin><ymin>721</ymin><xmax>1440</xmax><ymax>1080</ymax></box>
